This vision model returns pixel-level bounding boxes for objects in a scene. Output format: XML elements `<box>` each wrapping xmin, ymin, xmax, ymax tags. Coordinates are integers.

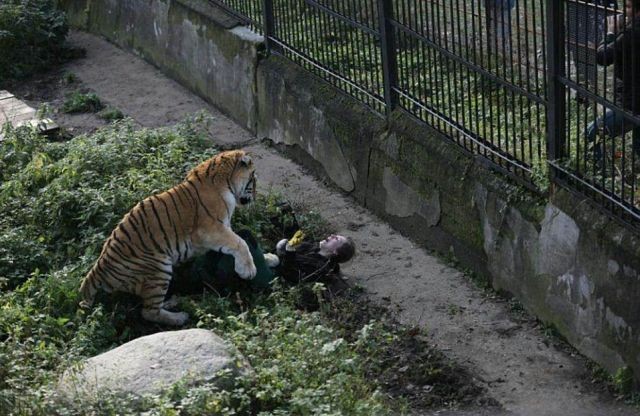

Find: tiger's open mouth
<box><xmin>239</xmin><ymin>173</ymin><xmax>256</xmax><ymax>205</ymax></box>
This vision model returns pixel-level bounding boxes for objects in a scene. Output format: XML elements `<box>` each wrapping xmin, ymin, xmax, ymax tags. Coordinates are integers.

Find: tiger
<box><xmin>79</xmin><ymin>149</ymin><xmax>258</xmax><ymax>326</ymax></box>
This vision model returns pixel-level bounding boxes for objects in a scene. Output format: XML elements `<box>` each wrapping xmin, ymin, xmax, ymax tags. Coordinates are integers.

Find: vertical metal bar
<box><xmin>263</xmin><ymin>0</ymin><xmax>275</xmax><ymax>53</ymax></box>
<box><xmin>536</xmin><ymin>0</ymin><xmax>545</xmax><ymax>162</ymax></box>
<box><xmin>377</xmin><ymin>0</ymin><xmax>398</xmax><ymax>115</ymax></box>
<box><xmin>546</xmin><ymin>0</ymin><xmax>566</xmax><ymax>177</ymax></box>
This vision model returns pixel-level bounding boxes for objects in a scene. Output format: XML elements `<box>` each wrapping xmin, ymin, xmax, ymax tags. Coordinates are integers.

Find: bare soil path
<box><xmin>16</xmin><ymin>30</ymin><xmax>640</xmax><ymax>416</ymax></box>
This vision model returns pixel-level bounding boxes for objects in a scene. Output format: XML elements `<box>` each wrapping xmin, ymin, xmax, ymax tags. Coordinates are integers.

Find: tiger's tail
<box><xmin>79</xmin><ymin>268</ymin><xmax>99</xmax><ymax>309</ymax></box>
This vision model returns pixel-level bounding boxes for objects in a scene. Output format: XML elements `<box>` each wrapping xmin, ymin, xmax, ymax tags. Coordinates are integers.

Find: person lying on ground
<box><xmin>168</xmin><ymin>229</ymin><xmax>356</xmax><ymax>296</ymax></box>
<box><xmin>274</xmin><ymin>230</ymin><xmax>356</xmax><ymax>285</ymax></box>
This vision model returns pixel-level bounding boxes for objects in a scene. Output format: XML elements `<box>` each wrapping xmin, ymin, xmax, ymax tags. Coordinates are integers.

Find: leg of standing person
<box><xmin>585</xmin><ymin>109</ymin><xmax>612</xmax><ymax>162</ymax></box>
<box><xmin>585</xmin><ymin>109</ymin><xmax>638</xmax><ymax>162</ymax></box>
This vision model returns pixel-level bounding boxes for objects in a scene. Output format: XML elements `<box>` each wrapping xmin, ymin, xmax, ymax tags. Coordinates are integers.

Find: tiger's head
<box><xmin>188</xmin><ymin>149</ymin><xmax>257</xmax><ymax>206</ymax></box>
<box><xmin>232</xmin><ymin>151</ymin><xmax>257</xmax><ymax>206</ymax></box>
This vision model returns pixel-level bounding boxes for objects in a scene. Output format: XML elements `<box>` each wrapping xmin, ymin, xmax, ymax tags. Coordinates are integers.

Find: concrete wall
<box><xmin>61</xmin><ymin>0</ymin><xmax>640</xmax><ymax>382</ymax></box>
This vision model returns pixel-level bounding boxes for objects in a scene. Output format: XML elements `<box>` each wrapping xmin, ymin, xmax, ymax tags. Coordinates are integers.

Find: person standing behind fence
<box><xmin>566</xmin><ymin>0</ymin><xmax>617</xmax><ymax>93</ymax></box>
<box><xmin>585</xmin><ymin>0</ymin><xmax>640</xmax><ymax>160</ymax></box>
<box><xmin>484</xmin><ymin>0</ymin><xmax>517</xmax><ymax>54</ymax></box>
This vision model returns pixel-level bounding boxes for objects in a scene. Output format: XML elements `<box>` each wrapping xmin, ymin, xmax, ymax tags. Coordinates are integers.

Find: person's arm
<box><xmin>596</xmin><ymin>30</ymin><xmax>623</xmax><ymax>66</ymax></box>
<box><xmin>276</xmin><ymin>238</ymin><xmax>288</xmax><ymax>256</ymax></box>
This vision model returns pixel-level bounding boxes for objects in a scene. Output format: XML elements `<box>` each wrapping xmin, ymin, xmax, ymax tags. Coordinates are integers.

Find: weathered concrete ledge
<box><xmin>60</xmin><ymin>1</ymin><xmax>640</xmax><ymax>383</ymax></box>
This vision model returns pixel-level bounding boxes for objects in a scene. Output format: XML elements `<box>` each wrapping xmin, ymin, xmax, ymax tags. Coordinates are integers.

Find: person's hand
<box><xmin>288</xmin><ymin>230</ymin><xmax>306</xmax><ymax>248</ymax></box>
<box><xmin>607</xmin><ymin>14</ymin><xmax>625</xmax><ymax>34</ymax></box>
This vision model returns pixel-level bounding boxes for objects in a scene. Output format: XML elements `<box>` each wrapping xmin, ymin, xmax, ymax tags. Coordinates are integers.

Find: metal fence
<box><xmin>209</xmin><ymin>0</ymin><xmax>640</xmax><ymax>228</ymax></box>
<box><xmin>211</xmin><ymin>0</ymin><xmax>263</xmax><ymax>30</ymax></box>
<box><xmin>551</xmin><ymin>0</ymin><xmax>640</xmax><ymax>225</ymax></box>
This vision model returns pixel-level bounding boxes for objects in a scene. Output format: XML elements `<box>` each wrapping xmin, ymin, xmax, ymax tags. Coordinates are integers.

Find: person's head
<box><xmin>626</xmin><ymin>0</ymin><xmax>640</xmax><ymax>18</ymax></box>
<box><xmin>318</xmin><ymin>234</ymin><xmax>355</xmax><ymax>263</ymax></box>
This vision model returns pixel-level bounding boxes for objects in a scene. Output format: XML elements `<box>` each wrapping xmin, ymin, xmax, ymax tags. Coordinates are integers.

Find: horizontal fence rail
<box><xmin>211</xmin><ymin>0</ymin><xmax>640</xmax><ymax>228</ymax></box>
<box><xmin>390</xmin><ymin>0</ymin><xmax>547</xmax><ymax>181</ymax></box>
<box><xmin>209</xmin><ymin>0</ymin><xmax>263</xmax><ymax>29</ymax></box>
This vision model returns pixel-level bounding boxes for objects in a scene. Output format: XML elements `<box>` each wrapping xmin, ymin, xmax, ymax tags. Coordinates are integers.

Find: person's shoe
<box><xmin>264</xmin><ymin>253</ymin><xmax>280</xmax><ymax>268</ymax></box>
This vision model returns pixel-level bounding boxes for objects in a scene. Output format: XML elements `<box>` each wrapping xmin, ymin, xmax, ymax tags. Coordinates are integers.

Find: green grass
<box><xmin>0</xmin><ymin>116</ymin><xmax>482</xmax><ymax>414</ymax></box>
<box><xmin>61</xmin><ymin>91</ymin><xmax>104</xmax><ymax>113</ymax></box>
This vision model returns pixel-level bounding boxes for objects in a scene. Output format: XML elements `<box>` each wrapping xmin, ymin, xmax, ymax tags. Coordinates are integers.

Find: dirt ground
<box><xmin>9</xmin><ymin>30</ymin><xmax>640</xmax><ymax>416</ymax></box>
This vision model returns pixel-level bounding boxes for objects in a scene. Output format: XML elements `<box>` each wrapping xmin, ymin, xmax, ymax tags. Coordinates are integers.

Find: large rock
<box><xmin>58</xmin><ymin>329</ymin><xmax>252</xmax><ymax>400</ymax></box>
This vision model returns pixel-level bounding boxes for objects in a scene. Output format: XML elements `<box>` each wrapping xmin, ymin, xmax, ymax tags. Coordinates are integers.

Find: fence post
<box><xmin>377</xmin><ymin>0</ymin><xmax>398</xmax><ymax>116</ymax></box>
<box><xmin>263</xmin><ymin>0</ymin><xmax>275</xmax><ymax>53</ymax></box>
<box><xmin>545</xmin><ymin>0</ymin><xmax>566</xmax><ymax>178</ymax></box>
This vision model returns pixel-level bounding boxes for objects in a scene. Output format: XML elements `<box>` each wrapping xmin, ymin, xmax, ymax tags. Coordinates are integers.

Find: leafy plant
<box><xmin>614</xmin><ymin>367</ymin><xmax>634</xmax><ymax>396</ymax></box>
<box><xmin>63</xmin><ymin>71</ymin><xmax>77</xmax><ymax>84</ymax></box>
<box><xmin>0</xmin><ymin>0</ymin><xmax>68</xmax><ymax>82</ymax></box>
<box><xmin>61</xmin><ymin>91</ymin><xmax>104</xmax><ymax>113</ymax></box>
<box><xmin>36</xmin><ymin>102</ymin><xmax>52</xmax><ymax>119</ymax></box>
<box><xmin>97</xmin><ymin>106</ymin><xmax>124</xmax><ymax>121</ymax></box>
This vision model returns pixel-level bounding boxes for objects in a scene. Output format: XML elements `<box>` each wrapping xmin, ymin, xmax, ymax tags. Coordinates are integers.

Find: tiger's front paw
<box><xmin>235</xmin><ymin>259</ymin><xmax>257</xmax><ymax>280</ymax></box>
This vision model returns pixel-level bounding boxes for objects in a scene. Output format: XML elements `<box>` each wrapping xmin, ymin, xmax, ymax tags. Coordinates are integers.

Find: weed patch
<box><xmin>97</xmin><ymin>106</ymin><xmax>124</xmax><ymax>121</ymax></box>
<box><xmin>61</xmin><ymin>91</ymin><xmax>103</xmax><ymax>113</ymax></box>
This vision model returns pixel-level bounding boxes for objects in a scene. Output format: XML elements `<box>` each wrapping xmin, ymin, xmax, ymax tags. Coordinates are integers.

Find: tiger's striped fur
<box><xmin>79</xmin><ymin>150</ymin><xmax>257</xmax><ymax>326</ymax></box>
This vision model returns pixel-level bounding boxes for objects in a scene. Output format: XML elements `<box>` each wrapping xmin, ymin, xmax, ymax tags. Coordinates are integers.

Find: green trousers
<box><xmin>175</xmin><ymin>230</ymin><xmax>275</xmax><ymax>294</ymax></box>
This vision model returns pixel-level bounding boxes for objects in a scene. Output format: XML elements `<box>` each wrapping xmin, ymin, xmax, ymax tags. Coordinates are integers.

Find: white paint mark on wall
<box><xmin>557</xmin><ymin>273</ymin><xmax>575</xmax><ymax>299</ymax></box>
<box><xmin>153</xmin><ymin>20</ymin><xmax>161</xmax><ymax>38</ymax></box>
<box><xmin>230</xmin><ymin>27</ymin><xmax>264</xmax><ymax>43</ymax></box>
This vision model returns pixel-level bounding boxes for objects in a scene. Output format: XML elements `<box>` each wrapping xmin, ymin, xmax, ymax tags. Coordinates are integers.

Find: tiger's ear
<box><xmin>240</xmin><ymin>154</ymin><xmax>252</xmax><ymax>167</ymax></box>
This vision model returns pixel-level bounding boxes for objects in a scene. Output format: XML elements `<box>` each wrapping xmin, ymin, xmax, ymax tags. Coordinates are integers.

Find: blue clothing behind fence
<box><xmin>485</xmin><ymin>0</ymin><xmax>516</xmax><ymax>10</ymax></box>
<box><xmin>484</xmin><ymin>0</ymin><xmax>517</xmax><ymax>46</ymax></box>
<box><xmin>585</xmin><ymin>15</ymin><xmax>640</xmax><ymax>160</ymax></box>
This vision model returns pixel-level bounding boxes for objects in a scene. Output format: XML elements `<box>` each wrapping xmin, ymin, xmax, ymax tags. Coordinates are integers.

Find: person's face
<box><xmin>319</xmin><ymin>234</ymin><xmax>348</xmax><ymax>256</ymax></box>
<box><xmin>626</xmin><ymin>1</ymin><xmax>638</xmax><ymax>17</ymax></box>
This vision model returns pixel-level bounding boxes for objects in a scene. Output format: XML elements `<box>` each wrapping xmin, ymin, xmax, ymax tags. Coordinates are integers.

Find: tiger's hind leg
<box><xmin>140</xmin><ymin>276</ymin><xmax>189</xmax><ymax>326</ymax></box>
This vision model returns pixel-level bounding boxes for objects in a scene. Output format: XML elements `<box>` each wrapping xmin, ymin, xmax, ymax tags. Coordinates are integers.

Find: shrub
<box><xmin>97</xmin><ymin>106</ymin><xmax>124</xmax><ymax>121</ymax></box>
<box><xmin>0</xmin><ymin>0</ymin><xmax>68</xmax><ymax>82</ymax></box>
<box><xmin>61</xmin><ymin>91</ymin><xmax>104</xmax><ymax>113</ymax></box>
<box><xmin>0</xmin><ymin>114</ymin><xmax>213</xmax><ymax>287</ymax></box>
<box><xmin>62</xmin><ymin>71</ymin><xmax>77</xmax><ymax>84</ymax></box>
